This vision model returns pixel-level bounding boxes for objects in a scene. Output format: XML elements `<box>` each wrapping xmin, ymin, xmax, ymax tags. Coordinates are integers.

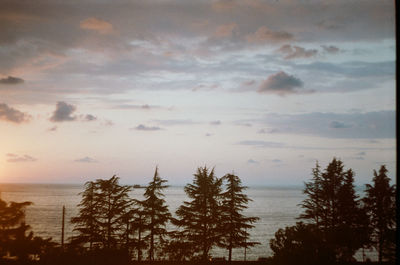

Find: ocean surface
<box><xmin>0</xmin><ymin>184</ymin><xmax>374</xmax><ymax>261</ymax></box>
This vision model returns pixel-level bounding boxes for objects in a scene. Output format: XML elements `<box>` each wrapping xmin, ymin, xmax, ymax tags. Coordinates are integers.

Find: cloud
<box><xmin>329</xmin><ymin>121</ymin><xmax>352</xmax><ymax>129</ymax></box>
<box><xmin>114</xmin><ymin>104</ymin><xmax>155</xmax><ymax>110</ymax></box>
<box><xmin>83</xmin><ymin>114</ymin><xmax>97</xmax><ymax>121</ymax></box>
<box><xmin>210</xmin><ymin>120</ymin><xmax>221</xmax><ymax>125</ymax></box>
<box><xmin>356</xmin><ymin>151</ymin><xmax>366</xmax><ymax>156</ymax></box>
<box><xmin>0</xmin><ymin>76</ymin><xmax>24</xmax><ymax>85</ymax></box>
<box><xmin>0</xmin><ymin>103</ymin><xmax>30</xmax><ymax>123</ymax></box>
<box><xmin>247</xmin><ymin>159</ymin><xmax>259</xmax><ymax>164</ymax></box>
<box><xmin>134</xmin><ymin>124</ymin><xmax>162</xmax><ymax>131</ymax></box>
<box><xmin>205</xmin><ymin>133</ymin><xmax>213</xmax><ymax>137</ymax></box>
<box><xmin>258</xmin><ymin>71</ymin><xmax>306</xmax><ymax>95</ymax></box>
<box><xmin>271</xmin><ymin>159</ymin><xmax>282</xmax><ymax>163</ymax></box>
<box><xmin>262</xmin><ymin>111</ymin><xmax>395</xmax><ymax>139</ymax></box>
<box><xmin>74</xmin><ymin>156</ymin><xmax>97</xmax><ymax>163</ymax></box>
<box><xmin>50</xmin><ymin>101</ymin><xmax>77</xmax><ymax>122</ymax></box>
<box><xmin>154</xmin><ymin>119</ymin><xmax>197</xmax><ymax>126</ymax></box>
<box><xmin>246</xmin><ymin>26</ymin><xmax>293</xmax><ymax>44</ymax></box>
<box><xmin>80</xmin><ymin>17</ymin><xmax>113</xmax><ymax>34</ymax></box>
<box><xmin>321</xmin><ymin>45</ymin><xmax>340</xmax><ymax>54</ymax></box>
<box><xmin>6</xmin><ymin>153</ymin><xmax>37</xmax><ymax>163</ymax></box>
<box><xmin>278</xmin><ymin>44</ymin><xmax>318</xmax><ymax>60</ymax></box>
<box><xmin>237</xmin><ymin>140</ymin><xmax>285</xmax><ymax>148</ymax></box>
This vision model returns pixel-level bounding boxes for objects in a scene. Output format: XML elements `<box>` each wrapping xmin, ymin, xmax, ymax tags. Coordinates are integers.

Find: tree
<box><xmin>0</xmin><ymin>198</ymin><xmax>55</xmax><ymax>261</ymax></box>
<box><xmin>70</xmin><ymin>181</ymin><xmax>101</xmax><ymax>250</ymax></box>
<box><xmin>363</xmin><ymin>165</ymin><xmax>396</xmax><ymax>262</ymax></box>
<box><xmin>174</xmin><ymin>166</ymin><xmax>223</xmax><ymax>261</ymax></box>
<box><xmin>298</xmin><ymin>158</ymin><xmax>369</xmax><ymax>261</ymax></box>
<box><xmin>270</xmin><ymin>222</ymin><xmax>335</xmax><ymax>265</ymax></box>
<box><xmin>219</xmin><ymin>173</ymin><xmax>259</xmax><ymax>261</ymax></box>
<box><xmin>141</xmin><ymin>167</ymin><xmax>171</xmax><ymax>260</ymax></box>
<box><xmin>71</xmin><ymin>176</ymin><xmax>133</xmax><ymax>250</ymax></box>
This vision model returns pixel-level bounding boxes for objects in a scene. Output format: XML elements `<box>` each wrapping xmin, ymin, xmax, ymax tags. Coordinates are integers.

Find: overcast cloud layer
<box><xmin>0</xmin><ymin>0</ymin><xmax>395</xmax><ymax>185</ymax></box>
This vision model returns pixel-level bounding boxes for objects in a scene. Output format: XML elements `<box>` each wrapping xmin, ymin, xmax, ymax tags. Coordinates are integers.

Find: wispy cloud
<box><xmin>6</xmin><ymin>153</ymin><xmax>37</xmax><ymax>163</ymax></box>
<box><xmin>134</xmin><ymin>124</ymin><xmax>162</xmax><ymax>131</ymax></box>
<box><xmin>246</xmin><ymin>26</ymin><xmax>293</xmax><ymax>44</ymax></box>
<box><xmin>238</xmin><ymin>140</ymin><xmax>285</xmax><ymax>148</ymax></box>
<box><xmin>210</xmin><ymin>120</ymin><xmax>221</xmax><ymax>125</ymax></box>
<box><xmin>247</xmin><ymin>159</ymin><xmax>259</xmax><ymax>164</ymax></box>
<box><xmin>278</xmin><ymin>44</ymin><xmax>318</xmax><ymax>60</ymax></box>
<box><xmin>154</xmin><ymin>119</ymin><xmax>197</xmax><ymax>126</ymax></box>
<box><xmin>80</xmin><ymin>17</ymin><xmax>113</xmax><ymax>34</ymax></box>
<box><xmin>74</xmin><ymin>156</ymin><xmax>97</xmax><ymax>163</ymax></box>
<box><xmin>83</xmin><ymin>114</ymin><xmax>97</xmax><ymax>121</ymax></box>
<box><xmin>0</xmin><ymin>103</ymin><xmax>30</xmax><ymax>123</ymax></box>
<box><xmin>0</xmin><ymin>76</ymin><xmax>24</xmax><ymax>85</ymax></box>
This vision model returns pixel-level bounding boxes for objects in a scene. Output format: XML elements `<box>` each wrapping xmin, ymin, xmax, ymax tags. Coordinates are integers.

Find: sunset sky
<box><xmin>0</xmin><ymin>0</ymin><xmax>396</xmax><ymax>185</ymax></box>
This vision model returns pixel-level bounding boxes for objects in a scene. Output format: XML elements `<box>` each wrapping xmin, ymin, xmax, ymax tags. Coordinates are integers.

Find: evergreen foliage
<box><xmin>174</xmin><ymin>166</ymin><xmax>223</xmax><ymax>261</ymax></box>
<box><xmin>71</xmin><ymin>175</ymin><xmax>133</xmax><ymax>250</ymax></box>
<box><xmin>363</xmin><ymin>165</ymin><xmax>396</xmax><ymax>262</ymax></box>
<box><xmin>219</xmin><ymin>173</ymin><xmax>259</xmax><ymax>261</ymax></box>
<box><xmin>141</xmin><ymin>167</ymin><xmax>171</xmax><ymax>260</ymax></box>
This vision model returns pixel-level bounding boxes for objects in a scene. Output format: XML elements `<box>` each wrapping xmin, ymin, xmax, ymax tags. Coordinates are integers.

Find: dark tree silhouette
<box><xmin>71</xmin><ymin>176</ymin><xmax>133</xmax><ymax>250</ymax></box>
<box><xmin>141</xmin><ymin>167</ymin><xmax>171</xmax><ymax>260</ymax></box>
<box><xmin>0</xmin><ymin>198</ymin><xmax>55</xmax><ymax>262</ymax></box>
<box><xmin>174</xmin><ymin>166</ymin><xmax>223</xmax><ymax>261</ymax></box>
<box><xmin>363</xmin><ymin>165</ymin><xmax>396</xmax><ymax>262</ymax></box>
<box><xmin>219</xmin><ymin>173</ymin><xmax>259</xmax><ymax>261</ymax></box>
<box><xmin>270</xmin><ymin>222</ymin><xmax>335</xmax><ymax>265</ymax></box>
<box><xmin>70</xmin><ymin>181</ymin><xmax>100</xmax><ymax>250</ymax></box>
<box><xmin>297</xmin><ymin>158</ymin><xmax>369</xmax><ymax>261</ymax></box>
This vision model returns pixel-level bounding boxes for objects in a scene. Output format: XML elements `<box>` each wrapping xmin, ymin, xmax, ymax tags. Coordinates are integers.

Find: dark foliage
<box><xmin>173</xmin><ymin>166</ymin><xmax>223</xmax><ymax>261</ymax></box>
<box><xmin>363</xmin><ymin>165</ymin><xmax>396</xmax><ymax>262</ymax></box>
<box><xmin>219</xmin><ymin>173</ymin><xmax>260</xmax><ymax>261</ymax></box>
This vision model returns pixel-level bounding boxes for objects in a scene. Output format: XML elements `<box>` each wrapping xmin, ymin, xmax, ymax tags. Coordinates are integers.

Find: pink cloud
<box><xmin>80</xmin><ymin>17</ymin><xmax>113</xmax><ymax>34</ymax></box>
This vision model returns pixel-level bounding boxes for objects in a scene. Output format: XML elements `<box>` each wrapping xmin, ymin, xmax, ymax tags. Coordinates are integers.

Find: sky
<box><xmin>0</xmin><ymin>0</ymin><xmax>396</xmax><ymax>186</ymax></box>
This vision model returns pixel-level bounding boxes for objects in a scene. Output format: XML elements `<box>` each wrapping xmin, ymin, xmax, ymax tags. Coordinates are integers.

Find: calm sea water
<box><xmin>0</xmin><ymin>184</ymin><xmax>374</xmax><ymax>261</ymax></box>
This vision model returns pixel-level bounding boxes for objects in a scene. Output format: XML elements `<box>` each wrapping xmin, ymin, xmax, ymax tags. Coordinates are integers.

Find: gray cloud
<box><xmin>258</xmin><ymin>71</ymin><xmax>306</xmax><ymax>95</ymax></box>
<box><xmin>0</xmin><ymin>76</ymin><xmax>24</xmax><ymax>85</ymax></box>
<box><xmin>83</xmin><ymin>114</ymin><xmax>97</xmax><ymax>121</ymax></box>
<box><xmin>271</xmin><ymin>159</ymin><xmax>282</xmax><ymax>163</ymax></box>
<box><xmin>330</xmin><ymin>121</ymin><xmax>352</xmax><ymax>129</ymax></box>
<box><xmin>48</xmin><ymin>126</ymin><xmax>57</xmax><ymax>131</ymax></box>
<box><xmin>134</xmin><ymin>124</ymin><xmax>162</xmax><ymax>131</ymax></box>
<box><xmin>246</xmin><ymin>26</ymin><xmax>293</xmax><ymax>44</ymax></box>
<box><xmin>210</xmin><ymin>120</ymin><xmax>221</xmax><ymax>125</ymax></box>
<box><xmin>0</xmin><ymin>103</ymin><xmax>30</xmax><ymax>123</ymax></box>
<box><xmin>50</xmin><ymin>101</ymin><xmax>76</xmax><ymax>122</ymax></box>
<box><xmin>6</xmin><ymin>153</ymin><xmax>37</xmax><ymax>163</ymax></box>
<box><xmin>154</xmin><ymin>119</ymin><xmax>197</xmax><ymax>126</ymax></box>
<box><xmin>74</xmin><ymin>156</ymin><xmax>97</xmax><ymax>163</ymax></box>
<box><xmin>263</xmin><ymin>111</ymin><xmax>395</xmax><ymax>139</ymax></box>
<box><xmin>278</xmin><ymin>44</ymin><xmax>318</xmax><ymax>60</ymax></box>
<box><xmin>321</xmin><ymin>45</ymin><xmax>340</xmax><ymax>54</ymax></box>
<box><xmin>247</xmin><ymin>159</ymin><xmax>259</xmax><ymax>164</ymax></box>
<box><xmin>114</xmin><ymin>104</ymin><xmax>155</xmax><ymax>110</ymax></box>
<box><xmin>237</xmin><ymin>140</ymin><xmax>285</xmax><ymax>148</ymax></box>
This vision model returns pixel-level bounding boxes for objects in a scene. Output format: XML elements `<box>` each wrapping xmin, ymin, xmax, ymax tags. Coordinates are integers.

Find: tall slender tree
<box><xmin>363</xmin><ymin>165</ymin><xmax>396</xmax><ymax>262</ymax></box>
<box><xmin>174</xmin><ymin>166</ymin><xmax>223</xmax><ymax>261</ymax></box>
<box><xmin>142</xmin><ymin>167</ymin><xmax>171</xmax><ymax>260</ymax></box>
<box><xmin>219</xmin><ymin>173</ymin><xmax>259</xmax><ymax>261</ymax></box>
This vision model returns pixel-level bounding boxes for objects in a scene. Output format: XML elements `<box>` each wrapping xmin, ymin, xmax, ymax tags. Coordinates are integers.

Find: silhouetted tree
<box><xmin>71</xmin><ymin>176</ymin><xmax>133</xmax><ymax>250</ymax></box>
<box><xmin>70</xmin><ymin>181</ymin><xmax>100</xmax><ymax>250</ymax></box>
<box><xmin>0</xmin><ymin>198</ymin><xmax>55</xmax><ymax>262</ymax></box>
<box><xmin>298</xmin><ymin>158</ymin><xmax>369</xmax><ymax>261</ymax></box>
<box><xmin>219</xmin><ymin>173</ymin><xmax>259</xmax><ymax>261</ymax></box>
<box><xmin>270</xmin><ymin>222</ymin><xmax>335</xmax><ymax>265</ymax></box>
<box><xmin>363</xmin><ymin>165</ymin><xmax>396</xmax><ymax>262</ymax></box>
<box><xmin>174</xmin><ymin>166</ymin><xmax>223</xmax><ymax>261</ymax></box>
<box><xmin>141</xmin><ymin>167</ymin><xmax>171</xmax><ymax>260</ymax></box>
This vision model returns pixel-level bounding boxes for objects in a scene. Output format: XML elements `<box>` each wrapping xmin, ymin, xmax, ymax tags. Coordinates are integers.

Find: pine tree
<box><xmin>363</xmin><ymin>165</ymin><xmax>396</xmax><ymax>262</ymax></box>
<box><xmin>174</xmin><ymin>166</ymin><xmax>223</xmax><ymax>261</ymax></box>
<box><xmin>298</xmin><ymin>158</ymin><xmax>369</xmax><ymax>261</ymax></box>
<box><xmin>219</xmin><ymin>173</ymin><xmax>259</xmax><ymax>261</ymax></box>
<box><xmin>141</xmin><ymin>167</ymin><xmax>171</xmax><ymax>260</ymax></box>
<box><xmin>71</xmin><ymin>181</ymin><xmax>100</xmax><ymax>250</ymax></box>
<box><xmin>71</xmin><ymin>176</ymin><xmax>133</xmax><ymax>250</ymax></box>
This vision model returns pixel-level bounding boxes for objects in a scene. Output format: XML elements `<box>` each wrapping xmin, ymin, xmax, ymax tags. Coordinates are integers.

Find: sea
<box><xmin>0</xmin><ymin>184</ymin><xmax>375</xmax><ymax>261</ymax></box>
